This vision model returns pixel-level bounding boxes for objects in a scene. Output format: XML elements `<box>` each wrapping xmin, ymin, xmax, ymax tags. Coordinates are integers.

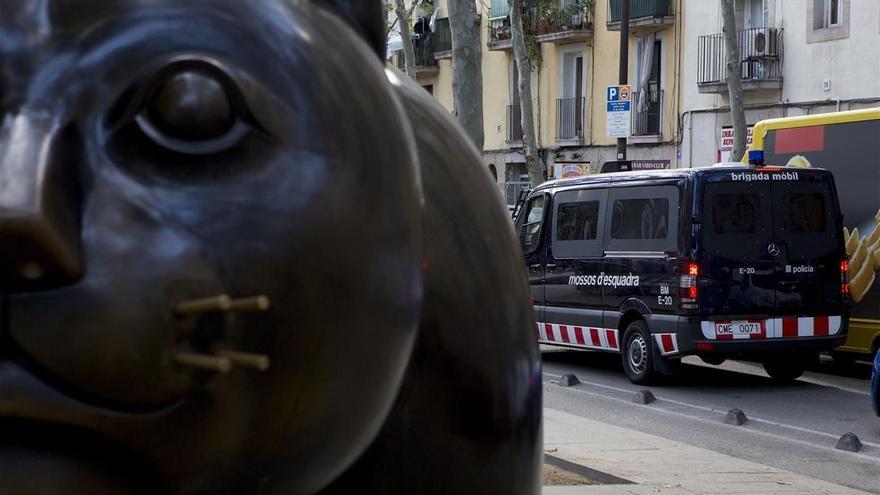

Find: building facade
<box><xmin>390</xmin><ymin>0</ymin><xmax>880</xmax><ymax>207</ymax></box>
<box><xmin>681</xmin><ymin>0</ymin><xmax>880</xmax><ymax>165</ymax></box>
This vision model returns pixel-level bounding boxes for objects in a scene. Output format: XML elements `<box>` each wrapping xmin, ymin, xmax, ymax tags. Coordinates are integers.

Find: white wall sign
<box><xmin>718</xmin><ymin>126</ymin><xmax>754</xmax><ymax>161</ymax></box>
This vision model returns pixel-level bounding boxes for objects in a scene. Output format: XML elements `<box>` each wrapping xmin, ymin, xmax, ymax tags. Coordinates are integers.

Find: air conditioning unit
<box><xmin>753</xmin><ymin>30</ymin><xmax>767</xmax><ymax>55</ymax></box>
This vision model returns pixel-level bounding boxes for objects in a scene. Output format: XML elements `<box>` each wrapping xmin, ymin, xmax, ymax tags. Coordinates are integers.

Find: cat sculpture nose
<box><xmin>0</xmin><ymin>112</ymin><xmax>82</xmax><ymax>292</ymax></box>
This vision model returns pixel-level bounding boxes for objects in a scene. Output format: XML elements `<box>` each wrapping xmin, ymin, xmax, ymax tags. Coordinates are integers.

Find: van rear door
<box><xmin>700</xmin><ymin>170</ymin><xmax>844</xmax><ymax>318</ymax></box>
<box><xmin>770</xmin><ymin>173</ymin><xmax>843</xmax><ymax>317</ymax></box>
<box><xmin>701</xmin><ymin>179</ymin><xmax>778</xmax><ymax>317</ymax></box>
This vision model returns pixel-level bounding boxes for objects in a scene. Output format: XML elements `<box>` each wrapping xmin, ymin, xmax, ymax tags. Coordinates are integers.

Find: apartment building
<box><xmin>680</xmin><ymin>0</ymin><xmax>880</xmax><ymax>165</ymax></box>
<box><xmin>390</xmin><ymin>0</ymin><xmax>682</xmax><ymax>207</ymax></box>
<box><xmin>389</xmin><ymin>0</ymin><xmax>879</xmax><ymax>206</ymax></box>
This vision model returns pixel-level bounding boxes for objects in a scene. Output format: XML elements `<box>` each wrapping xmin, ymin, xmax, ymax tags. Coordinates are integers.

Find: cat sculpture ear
<box><xmin>314</xmin><ymin>1</ymin><xmax>386</xmax><ymax>59</ymax></box>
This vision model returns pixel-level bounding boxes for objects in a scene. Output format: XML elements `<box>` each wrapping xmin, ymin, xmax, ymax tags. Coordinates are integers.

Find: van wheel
<box><xmin>622</xmin><ymin>320</ymin><xmax>655</xmax><ymax>385</ymax></box>
<box><xmin>762</xmin><ymin>359</ymin><xmax>805</xmax><ymax>383</ymax></box>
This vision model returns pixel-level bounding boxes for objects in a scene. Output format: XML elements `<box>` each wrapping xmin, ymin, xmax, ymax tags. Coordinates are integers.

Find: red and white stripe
<box><xmin>653</xmin><ymin>333</ymin><xmax>680</xmax><ymax>356</ymax></box>
<box><xmin>700</xmin><ymin>316</ymin><xmax>842</xmax><ymax>340</ymax></box>
<box><xmin>536</xmin><ymin>322</ymin><xmax>619</xmax><ymax>352</ymax></box>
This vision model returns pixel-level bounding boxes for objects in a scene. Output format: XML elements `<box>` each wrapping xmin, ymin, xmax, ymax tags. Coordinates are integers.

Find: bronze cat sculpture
<box><xmin>0</xmin><ymin>1</ymin><xmax>541</xmax><ymax>493</ymax></box>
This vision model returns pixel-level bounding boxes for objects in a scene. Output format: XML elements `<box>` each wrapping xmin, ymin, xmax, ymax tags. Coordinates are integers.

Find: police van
<box><xmin>516</xmin><ymin>163</ymin><xmax>849</xmax><ymax>384</ymax></box>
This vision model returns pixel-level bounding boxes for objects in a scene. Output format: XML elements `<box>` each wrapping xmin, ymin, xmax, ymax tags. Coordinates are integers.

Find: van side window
<box><xmin>552</xmin><ymin>188</ymin><xmax>608</xmax><ymax>258</ymax></box>
<box><xmin>520</xmin><ymin>195</ymin><xmax>546</xmax><ymax>254</ymax></box>
<box><xmin>557</xmin><ymin>202</ymin><xmax>600</xmax><ymax>241</ymax></box>
<box><xmin>610</xmin><ymin>198</ymin><xmax>669</xmax><ymax>240</ymax></box>
<box><xmin>605</xmin><ymin>186</ymin><xmax>679</xmax><ymax>253</ymax></box>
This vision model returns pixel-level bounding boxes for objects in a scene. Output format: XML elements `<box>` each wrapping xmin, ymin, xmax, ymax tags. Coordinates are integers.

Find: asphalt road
<box><xmin>541</xmin><ymin>347</ymin><xmax>880</xmax><ymax>493</ymax></box>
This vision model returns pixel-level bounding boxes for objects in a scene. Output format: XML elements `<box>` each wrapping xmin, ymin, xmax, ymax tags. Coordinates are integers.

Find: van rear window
<box><xmin>711</xmin><ymin>193</ymin><xmax>763</xmax><ymax>234</ymax></box>
<box><xmin>782</xmin><ymin>193</ymin><xmax>825</xmax><ymax>233</ymax></box>
<box><xmin>557</xmin><ymin>201</ymin><xmax>600</xmax><ymax>241</ymax></box>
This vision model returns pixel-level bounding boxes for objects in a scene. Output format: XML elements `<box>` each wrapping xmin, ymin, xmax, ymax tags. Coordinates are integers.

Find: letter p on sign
<box><xmin>607</xmin><ymin>87</ymin><xmax>618</xmax><ymax>101</ymax></box>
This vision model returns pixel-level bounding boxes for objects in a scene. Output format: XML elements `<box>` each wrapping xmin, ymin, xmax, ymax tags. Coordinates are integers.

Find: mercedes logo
<box><xmin>767</xmin><ymin>243</ymin><xmax>780</xmax><ymax>256</ymax></box>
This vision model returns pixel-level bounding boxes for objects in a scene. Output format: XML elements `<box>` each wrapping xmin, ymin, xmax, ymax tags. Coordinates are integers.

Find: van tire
<box><xmin>621</xmin><ymin>320</ymin><xmax>655</xmax><ymax>385</ymax></box>
<box><xmin>762</xmin><ymin>359</ymin><xmax>805</xmax><ymax>383</ymax></box>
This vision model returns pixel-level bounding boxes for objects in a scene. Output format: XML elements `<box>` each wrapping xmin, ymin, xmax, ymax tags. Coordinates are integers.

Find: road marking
<box><xmin>542</xmin><ymin>372</ymin><xmax>880</xmax><ymax>452</ymax></box>
<box><xmin>798</xmin><ymin>376</ymin><xmax>871</xmax><ymax>397</ymax></box>
<box><xmin>680</xmin><ymin>357</ymin><xmax>872</xmax><ymax>397</ymax></box>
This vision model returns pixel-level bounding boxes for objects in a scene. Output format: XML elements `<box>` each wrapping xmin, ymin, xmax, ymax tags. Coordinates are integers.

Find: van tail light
<box><xmin>680</xmin><ymin>260</ymin><xmax>700</xmax><ymax>313</ymax></box>
<box><xmin>840</xmin><ymin>259</ymin><xmax>850</xmax><ymax>296</ymax></box>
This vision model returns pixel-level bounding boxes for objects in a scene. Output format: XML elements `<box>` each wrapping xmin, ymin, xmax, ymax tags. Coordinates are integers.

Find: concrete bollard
<box><xmin>633</xmin><ymin>390</ymin><xmax>656</xmax><ymax>404</ymax></box>
<box><xmin>558</xmin><ymin>373</ymin><xmax>580</xmax><ymax>387</ymax></box>
<box><xmin>835</xmin><ymin>432</ymin><xmax>862</xmax><ymax>452</ymax></box>
<box><xmin>724</xmin><ymin>408</ymin><xmax>749</xmax><ymax>426</ymax></box>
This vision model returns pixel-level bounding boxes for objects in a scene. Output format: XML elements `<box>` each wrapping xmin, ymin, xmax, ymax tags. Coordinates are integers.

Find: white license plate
<box><xmin>715</xmin><ymin>321</ymin><xmax>764</xmax><ymax>336</ymax></box>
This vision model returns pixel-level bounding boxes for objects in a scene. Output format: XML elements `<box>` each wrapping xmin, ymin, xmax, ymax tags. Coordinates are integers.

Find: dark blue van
<box><xmin>516</xmin><ymin>165</ymin><xmax>849</xmax><ymax>384</ymax></box>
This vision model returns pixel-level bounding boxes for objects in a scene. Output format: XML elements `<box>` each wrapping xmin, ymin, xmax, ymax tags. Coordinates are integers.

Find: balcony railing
<box><xmin>631</xmin><ymin>89</ymin><xmax>662</xmax><ymax>136</ymax></box>
<box><xmin>507</xmin><ymin>104</ymin><xmax>524</xmax><ymax>143</ymax></box>
<box><xmin>414</xmin><ymin>34</ymin><xmax>438</xmax><ymax>68</ymax></box>
<box><xmin>607</xmin><ymin>0</ymin><xmax>674</xmax><ymax>30</ymax></box>
<box><xmin>537</xmin><ymin>3</ymin><xmax>593</xmax><ymax>42</ymax></box>
<box><xmin>556</xmin><ymin>97</ymin><xmax>585</xmax><ymax>141</ymax></box>
<box><xmin>396</xmin><ymin>33</ymin><xmax>440</xmax><ymax>72</ymax></box>
<box><xmin>488</xmin><ymin>16</ymin><xmax>513</xmax><ymax>49</ymax></box>
<box><xmin>697</xmin><ymin>27</ymin><xmax>783</xmax><ymax>93</ymax></box>
<box><xmin>434</xmin><ymin>18</ymin><xmax>452</xmax><ymax>55</ymax></box>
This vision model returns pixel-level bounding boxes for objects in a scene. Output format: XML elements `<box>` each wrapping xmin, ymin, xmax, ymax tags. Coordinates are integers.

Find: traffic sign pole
<box><xmin>616</xmin><ymin>0</ymin><xmax>629</xmax><ymax>161</ymax></box>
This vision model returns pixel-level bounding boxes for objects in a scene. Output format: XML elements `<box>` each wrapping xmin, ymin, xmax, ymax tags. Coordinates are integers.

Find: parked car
<box><xmin>516</xmin><ymin>164</ymin><xmax>850</xmax><ymax>384</ymax></box>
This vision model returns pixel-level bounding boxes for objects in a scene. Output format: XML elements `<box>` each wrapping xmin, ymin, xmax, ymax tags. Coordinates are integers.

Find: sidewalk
<box><xmin>542</xmin><ymin>408</ymin><xmax>873</xmax><ymax>495</ymax></box>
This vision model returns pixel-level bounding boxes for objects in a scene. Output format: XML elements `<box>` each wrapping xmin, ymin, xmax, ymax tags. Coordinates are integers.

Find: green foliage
<box><xmin>524</xmin><ymin>30</ymin><xmax>541</xmax><ymax>70</ymax></box>
<box><xmin>537</xmin><ymin>0</ymin><xmax>594</xmax><ymax>31</ymax></box>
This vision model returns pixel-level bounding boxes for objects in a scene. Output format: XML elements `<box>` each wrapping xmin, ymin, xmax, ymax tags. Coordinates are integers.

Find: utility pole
<box><xmin>616</xmin><ymin>0</ymin><xmax>629</xmax><ymax>161</ymax></box>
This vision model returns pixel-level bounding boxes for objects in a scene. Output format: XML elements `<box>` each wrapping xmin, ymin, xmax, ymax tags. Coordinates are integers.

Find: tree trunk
<box><xmin>509</xmin><ymin>0</ymin><xmax>543</xmax><ymax>188</ymax></box>
<box><xmin>394</xmin><ymin>0</ymin><xmax>417</xmax><ymax>79</ymax></box>
<box><xmin>721</xmin><ymin>0</ymin><xmax>747</xmax><ymax>162</ymax></box>
<box><xmin>447</xmin><ymin>0</ymin><xmax>484</xmax><ymax>151</ymax></box>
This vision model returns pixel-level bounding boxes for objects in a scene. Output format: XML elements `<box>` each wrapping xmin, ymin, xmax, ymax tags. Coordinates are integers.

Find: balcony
<box><xmin>536</xmin><ymin>2</ymin><xmax>594</xmax><ymax>44</ymax></box>
<box><xmin>556</xmin><ymin>97</ymin><xmax>585</xmax><ymax>144</ymax></box>
<box><xmin>697</xmin><ymin>27</ymin><xmax>783</xmax><ymax>94</ymax></box>
<box><xmin>488</xmin><ymin>17</ymin><xmax>513</xmax><ymax>51</ymax></box>
<box><xmin>607</xmin><ymin>0</ymin><xmax>674</xmax><ymax>31</ymax></box>
<box><xmin>487</xmin><ymin>0</ymin><xmax>536</xmax><ymax>51</ymax></box>
<box><xmin>434</xmin><ymin>18</ymin><xmax>452</xmax><ymax>60</ymax></box>
<box><xmin>631</xmin><ymin>89</ymin><xmax>662</xmax><ymax>139</ymax></box>
<box><xmin>507</xmin><ymin>104</ymin><xmax>524</xmax><ymax>145</ymax></box>
<box><xmin>395</xmin><ymin>33</ymin><xmax>440</xmax><ymax>77</ymax></box>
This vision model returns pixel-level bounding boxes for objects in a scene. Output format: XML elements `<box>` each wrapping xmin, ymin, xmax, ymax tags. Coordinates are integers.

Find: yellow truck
<box><xmin>746</xmin><ymin>108</ymin><xmax>880</xmax><ymax>362</ymax></box>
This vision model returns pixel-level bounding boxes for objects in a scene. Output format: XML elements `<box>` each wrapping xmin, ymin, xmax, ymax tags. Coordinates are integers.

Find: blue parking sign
<box><xmin>606</xmin><ymin>85</ymin><xmax>631</xmax><ymax>138</ymax></box>
<box><xmin>608</xmin><ymin>86</ymin><xmax>619</xmax><ymax>102</ymax></box>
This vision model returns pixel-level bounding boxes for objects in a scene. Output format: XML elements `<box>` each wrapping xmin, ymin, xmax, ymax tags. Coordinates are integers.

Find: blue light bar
<box><xmin>748</xmin><ymin>149</ymin><xmax>765</xmax><ymax>166</ymax></box>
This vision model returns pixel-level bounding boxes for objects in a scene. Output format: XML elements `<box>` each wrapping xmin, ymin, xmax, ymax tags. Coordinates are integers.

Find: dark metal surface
<box><xmin>318</xmin><ymin>71</ymin><xmax>542</xmax><ymax>495</ymax></box>
<box><xmin>0</xmin><ymin>0</ymin><xmax>541</xmax><ymax>493</ymax></box>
